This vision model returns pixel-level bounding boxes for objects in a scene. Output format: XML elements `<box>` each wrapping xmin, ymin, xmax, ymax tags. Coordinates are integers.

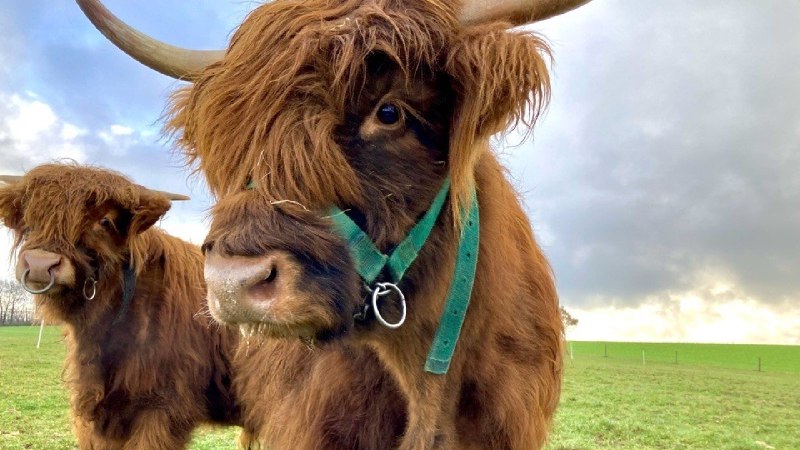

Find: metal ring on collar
<box><xmin>371</xmin><ymin>282</ymin><xmax>406</xmax><ymax>329</ymax></box>
<box><xmin>21</xmin><ymin>269</ymin><xmax>56</xmax><ymax>294</ymax></box>
<box><xmin>83</xmin><ymin>277</ymin><xmax>98</xmax><ymax>301</ymax></box>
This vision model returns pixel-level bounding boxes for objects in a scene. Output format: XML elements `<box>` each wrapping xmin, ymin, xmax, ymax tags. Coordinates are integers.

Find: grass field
<box><xmin>0</xmin><ymin>326</ymin><xmax>239</xmax><ymax>449</ymax></box>
<box><xmin>568</xmin><ymin>341</ymin><xmax>800</xmax><ymax>373</ymax></box>
<box><xmin>1</xmin><ymin>326</ymin><xmax>798</xmax><ymax>449</ymax></box>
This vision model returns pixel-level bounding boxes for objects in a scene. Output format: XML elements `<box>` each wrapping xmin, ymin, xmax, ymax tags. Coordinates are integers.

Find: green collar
<box><xmin>328</xmin><ymin>179</ymin><xmax>480</xmax><ymax>375</ymax></box>
<box><xmin>327</xmin><ymin>179</ymin><xmax>452</xmax><ymax>286</ymax></box>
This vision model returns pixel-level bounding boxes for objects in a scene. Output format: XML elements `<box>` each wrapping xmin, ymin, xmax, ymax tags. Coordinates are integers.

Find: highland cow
<box><xmin>79</xmin><ymin>0</ymin><xmax>592</xmax><ymax>448</ymax></box>
<box><xmin>0</xmin><ymin>164</ymin><xmax>248</xmax><ymax>450</ymax></box>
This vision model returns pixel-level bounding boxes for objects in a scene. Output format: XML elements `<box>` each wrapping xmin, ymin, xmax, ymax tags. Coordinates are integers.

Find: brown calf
<box><xmin>0</xmin><ymin>164</ymin><xmax>245</xmax><ymax>450</ymax></box>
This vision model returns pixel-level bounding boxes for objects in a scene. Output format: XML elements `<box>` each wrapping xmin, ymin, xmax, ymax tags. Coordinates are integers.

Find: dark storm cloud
<box><xmin>511</xmin><ymin>0</ymin><xmax>800</xmax><ymax>306</ymax></box>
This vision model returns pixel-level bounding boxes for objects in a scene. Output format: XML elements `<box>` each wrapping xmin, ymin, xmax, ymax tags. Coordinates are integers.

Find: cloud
<box><xmin>0</xmin><ymin>92</ymin><xmax>88</xmax><ymax>171</ymax></box>
<box><xmin>511</xmin><ymin>0</ymin><xmax>800</xmax><ymax>308</ymax></box>
<box><xmin>566</xmin><ymin>286</ymin><xmax>800</xmax><ymax>345</ymax></box>
<box><xmin>109</xmin><ymin>125</ymin><xmax>134</xmax><ymax>136</ymax></box>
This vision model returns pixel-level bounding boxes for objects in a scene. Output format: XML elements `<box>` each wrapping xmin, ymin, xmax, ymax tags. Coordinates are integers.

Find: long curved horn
<box><xmin>460</xmin><ymin>0</ymin><xmax>592</xmax><ymax>26</ymax></box>
<box><xmin>149</xmin><ymin>190</ymin><xmax>191</xmax><ymax>202</ymax></box>
<box><xmin>0</xmin><ymin>175</ymin><xmax>23</xmax><ymax>185</ymax></box>
<box><xmin>75</xmin><ymin>0</ymin><xmax>225</xmax><ymax>80</ymax></box>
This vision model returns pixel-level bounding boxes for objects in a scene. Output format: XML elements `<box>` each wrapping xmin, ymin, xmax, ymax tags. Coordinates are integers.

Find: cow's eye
<box><xmin>376</xmin><ymin>103</ymin><xmax>402</xmax><ymax>125</ymax></box>
<box><xmin>99</xmin><ymin>218</ymin><xmax>115</xmax><ymax>232</ymax></box>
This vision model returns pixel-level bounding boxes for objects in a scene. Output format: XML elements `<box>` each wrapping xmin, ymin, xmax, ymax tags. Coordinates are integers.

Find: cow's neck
<box><xmin>347</xmin><ymin>164</ymin><xmax>448</xmax><ymax>251</ymax></box>
<box><xmin>65</xmin><ymin>261</ymin><xmax>157</xmax><ymax>391</ymax></box>
<box><xmin>65</xmin><ymin>260</ymin><xmax>144</xmax><ymax>345</ymax></box>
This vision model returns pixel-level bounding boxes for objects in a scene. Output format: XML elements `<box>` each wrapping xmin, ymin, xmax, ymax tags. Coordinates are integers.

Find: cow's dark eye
<box><xmin>100</xmin><ymin>218</ymin><xmax>115</xmax><ymax>232</ymax></box>
<box><xmin>376</xmin><ymin>103</ymin><xmax>401</xmax><ymax>125</ymax></box>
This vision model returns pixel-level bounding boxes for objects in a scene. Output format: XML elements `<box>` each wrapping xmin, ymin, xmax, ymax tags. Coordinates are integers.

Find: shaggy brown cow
<box><xmin>79</xmin><ymin>0</ymin><xmax>592</xmax><ymax>448</ymax></box>
<box><xmin>0</xmin><ymin>164</ymin><xmax>248</xmax><ymax>450</ymax></box>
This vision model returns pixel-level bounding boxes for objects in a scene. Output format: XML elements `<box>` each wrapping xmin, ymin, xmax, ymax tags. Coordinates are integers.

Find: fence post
<box><xmin>757</xmin><ymin>357</ymin><xmax>761</xmax><ymax>372</ymax></box>
<box><xmin>604</xmin><ymin>343</ymin><xmax>608</xmax><ymax>358</ymax></box>
<box><xmin>569</xmin><ymin>342</ymin><xmax>574</xmax><ymax>362</ymax></box>
<box><xmin>36</xmin><ymin>320</ymin><xmax>45</xmax><ymax>349</ymax></box>
<box><xmin>642</xmin><ymin>350</ymin><xmax>646</xmax><ymax>365</ymax></box>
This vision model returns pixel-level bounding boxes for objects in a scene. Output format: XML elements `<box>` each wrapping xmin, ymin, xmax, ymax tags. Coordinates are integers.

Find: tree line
<box><xmin>0</xmin><ymin>279</ymin><xmax>35</xmax><ymax>325</ymax></box>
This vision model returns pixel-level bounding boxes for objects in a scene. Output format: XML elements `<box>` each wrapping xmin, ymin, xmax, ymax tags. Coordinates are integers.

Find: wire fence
<box><xmin>566</xmin><ymin>340</ymin><xmax>800</xmax><ymax>374</ymax></box>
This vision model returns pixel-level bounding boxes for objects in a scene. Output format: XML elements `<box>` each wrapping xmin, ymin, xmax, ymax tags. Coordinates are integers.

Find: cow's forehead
<box><xmin>171</xmin><ymin>0</ymin><xmax>458</xmax><ymax>200</ymax></box>
<box><xmin>18</xmin><ymin>166</ymin><xmax>137</xmax><ymax>223</ymax></box>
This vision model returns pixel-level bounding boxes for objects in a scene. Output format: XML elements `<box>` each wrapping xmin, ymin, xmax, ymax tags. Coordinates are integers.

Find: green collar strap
<box><xmin>327</xmin><ymin>178</ymin><xmax>452</xmax><ymax>285</ymax></box>
<box><xmin>328</xmin><ymin>179</ymin><xmax>480</xmax><ymax>375</ymax></box>
<box><xmin>424</xmin><ymin>189</ymin><xmax>479</xmax><ymax>374</ymax></box>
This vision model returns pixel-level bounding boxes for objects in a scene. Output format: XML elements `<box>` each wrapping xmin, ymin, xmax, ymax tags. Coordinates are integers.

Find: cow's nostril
<box><xmin>245</xmin><ymin>259</ymin><xmax>280</xmax><ymax>304</ymax></box>
<box><xmin>201</xmin><ymin>241</ymin><xmax>214</xmax><ymax>255</ymax></box>
<box><xmin>264</xmin><ymin>265</ymin><xmax>277</xmax><ymax>283</ymax></box>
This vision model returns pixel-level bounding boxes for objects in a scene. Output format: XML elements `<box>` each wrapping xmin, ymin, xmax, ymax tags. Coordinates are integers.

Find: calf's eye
<box><xmin>376</xmin><ymin>103</ymin><xmax>401</xmax><ymax>125</ymax></box>
<box><xmin>100</xmin><ymin>218</ymin><xmax>115</xmax><ymax>232</ymax></box>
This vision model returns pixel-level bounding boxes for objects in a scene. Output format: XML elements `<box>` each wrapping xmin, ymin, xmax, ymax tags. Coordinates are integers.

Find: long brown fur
<box><xmin>166</xmin><ymin>0</ymin><xmax>563</xmax><ymax>449</ymax></box>
<box><xmin>0</xmin><ymin>163</ymin><xmax>247</xmax><ymax>450</ymax></box>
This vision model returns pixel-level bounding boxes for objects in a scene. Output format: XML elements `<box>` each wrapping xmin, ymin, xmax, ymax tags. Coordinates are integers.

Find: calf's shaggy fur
<box><xmin>0</xmin><ymin>164</ymin><xmax>245</xmax><ymax>449</ymax></box>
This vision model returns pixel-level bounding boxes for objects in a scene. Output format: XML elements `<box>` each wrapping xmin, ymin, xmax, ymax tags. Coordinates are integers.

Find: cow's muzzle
<box><xmin>204</xmin><ymin>242</ymin><xmax>355</xmax><ymax>340</ymax></box>
<box><xmin>16</xmin><ymin>249</ymin><xmax>76</xmax><ymax>295</ymax></box>
<box><xmin>204</xmin><ymin>249</ymin><xmax>294</xmax><ymax>327</ymax></box>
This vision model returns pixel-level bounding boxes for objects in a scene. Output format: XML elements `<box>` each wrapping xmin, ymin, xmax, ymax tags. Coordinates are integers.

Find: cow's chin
<box><xmin>235</xmin><ymin>321</ymin><xmax>318</xmax><ymax>341</ymax></box>
<box><xmin>31</xmin><ymin>283</ymin><xmax>90</xmax><ymax>322</ymax></box>
<box><xmin>26</xmin><ymin>283</ymin><xmax>68</xmax><ymax>297</ymax></box>
<box><xmin>207</xmin><ymin>292</ymin><xmax>343</xmax><ymax>342</ymax></box>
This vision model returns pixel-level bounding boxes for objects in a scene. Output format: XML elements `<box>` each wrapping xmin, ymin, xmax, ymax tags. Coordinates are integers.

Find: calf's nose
<box><xmin>22</xmin><ymin>249</ymin><xmax>62</xmax><ymax>284</ymax></box>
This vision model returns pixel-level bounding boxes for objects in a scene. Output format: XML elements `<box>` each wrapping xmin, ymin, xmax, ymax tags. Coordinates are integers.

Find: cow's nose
<box><xmin>204</xmin><ymin>249</ymin><xmax>286</xmax><ymax>324</ymax></box>
<box><xmin>22</xmin><ymin>250</ymin><xmax>62</xmax><ymax>284</ymax></box>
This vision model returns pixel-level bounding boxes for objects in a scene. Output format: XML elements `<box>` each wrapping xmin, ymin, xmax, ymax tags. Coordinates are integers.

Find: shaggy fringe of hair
<box><xmin>0</xmin><ymin>162</ymin><xmax>170</xmax><ymax>274</ymax></box>
<box><xmin>166</xmin><ymin>0</ymin><xmax>550</xmax><ymax>224</ymax></box>
<box><xmin>167</xmin><ymin>1</ymin><xmax>456</xmax><ymax>206</ymax></box>
<box><xmin>446</xmin><ymin>23</ymin><xmax>551</xmax><ymax>223</ymax></box>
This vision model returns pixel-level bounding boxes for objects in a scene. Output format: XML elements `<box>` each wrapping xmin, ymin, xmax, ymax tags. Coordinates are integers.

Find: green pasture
<box><xmin>1</xmin><ymin>326</ymin><xmax>798</xmax><ymax>449</ymax></box>
<box><xmin>568</xmin><ymin>340</ymin><xmax>800</xmax><ymax>373</ymax></box>
<box><xmin>0</xmin><ymin>326</ymin><xmax>239</xmax><ymax>449</ymax></box>
<box><xmin>548</xmin><ymin>356</ymin><xmax>799</xmax><ymax>450</ymax></box>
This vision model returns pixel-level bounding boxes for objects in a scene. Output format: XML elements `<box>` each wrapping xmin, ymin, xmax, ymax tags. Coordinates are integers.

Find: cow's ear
<box><xmin>0</xmin><ymin>182</ymin><xmax>24</xmax><ymax>230</ymax></box>
<box><xmin>445</xmin><ymin>24</ymin><xmax>551</xmax><ymax>209</ymax></box>
<box><xmin>127</xmin><ymin>188</ymin><xmax>172</xmax><ymax>235</ymax></box>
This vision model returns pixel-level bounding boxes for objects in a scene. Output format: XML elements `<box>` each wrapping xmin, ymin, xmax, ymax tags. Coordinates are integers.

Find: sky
<box><xmin>0</xmin><ymin>1</ymin><xmax>798</xmax><ymax>344</ymax></box>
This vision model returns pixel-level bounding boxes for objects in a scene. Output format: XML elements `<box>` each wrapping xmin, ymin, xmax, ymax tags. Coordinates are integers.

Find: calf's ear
<box><xmin>127</xmin><ymin>188</ymin><xmax>173</xmax><ymax>236</ymax></box>
<box><xmin>0</xmin><ymin>182</ymin><xmax>24</xmax><ymax>230</ymax></box>
<box><xmin>445</xmin><ymin>23</ymin><xmax>551</xmax><ymax>210</ymax></box>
